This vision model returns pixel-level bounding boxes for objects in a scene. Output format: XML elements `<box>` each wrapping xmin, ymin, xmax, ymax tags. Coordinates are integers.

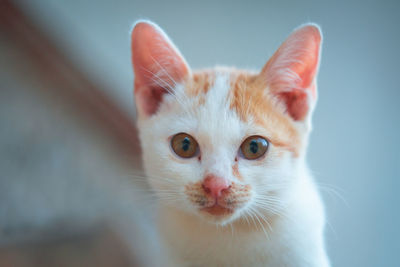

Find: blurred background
<box><xmin>0</xmin><ymin>0</ymin><xmax>399</xmax><ymax>266</ymax></box>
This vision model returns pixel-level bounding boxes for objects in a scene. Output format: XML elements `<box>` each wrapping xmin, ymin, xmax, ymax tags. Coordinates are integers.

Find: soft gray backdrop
<box><xmin>14</xmin><ymin>0</ymin><xmax>400</xmax><ymax>266</ymax></box>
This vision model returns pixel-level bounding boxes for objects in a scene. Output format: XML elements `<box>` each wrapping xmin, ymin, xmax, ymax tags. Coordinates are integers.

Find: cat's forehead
<box><xmin>183</xmin><ymin>68</ymin><xmax>301</xmax><ymax>155</ymax></box>
<box><xmin>184</xmin><ymin>70</ymin><xmax>244</xmax><ymax>148</ymax></box>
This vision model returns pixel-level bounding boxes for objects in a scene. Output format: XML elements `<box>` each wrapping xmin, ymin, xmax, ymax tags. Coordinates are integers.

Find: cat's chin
<box><xmin>198</xmin><ymin>204</ymin><xmax>238</xmax><ymax>224</ymax></box>
<box><xmin>201</xmin><ymin>204</ymin><xmax>234</xmax><ymax>216</ymax></box>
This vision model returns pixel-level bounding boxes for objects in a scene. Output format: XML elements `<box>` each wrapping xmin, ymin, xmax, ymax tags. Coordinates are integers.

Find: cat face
<box><xmin>131</xmin><ymin>21</ymin><xmax>321</xmax><ymax>225</ymax></box>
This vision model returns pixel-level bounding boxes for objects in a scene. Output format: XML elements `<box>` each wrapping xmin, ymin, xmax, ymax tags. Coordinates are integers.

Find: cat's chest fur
<box><xmin>131</xmin><ymin>20</ymin><xmax>329</xmax><ymax>266</ymax></box>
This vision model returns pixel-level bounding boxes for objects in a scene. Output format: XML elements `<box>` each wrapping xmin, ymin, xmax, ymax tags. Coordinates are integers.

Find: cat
<box><xmin>130</xmin><ymin>20</ymin><xmax>329</xmax><ymax>267</ymax></box>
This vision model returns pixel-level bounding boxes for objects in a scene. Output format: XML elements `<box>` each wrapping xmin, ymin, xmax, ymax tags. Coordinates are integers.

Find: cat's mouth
<box><xmin>201</xmin><ymin>204</ymin><xmax>234</xmax><ymax>216</ymax></box>
<box><xmin>185</xmin><ymin>180</ymin><xmax>252</xmax><ymax>220</ymax></box>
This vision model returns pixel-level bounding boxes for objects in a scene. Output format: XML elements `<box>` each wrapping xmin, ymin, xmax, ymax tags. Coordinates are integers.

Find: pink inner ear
<box><xmin>135</xmin><ymin>85</ymin><xmax>166</xmax><ymax>116</ymax></box>
<box><xmin>131</xmin><ymin>21</ymin><xmax>189</xmax><ymax>117</ymax></box>
<box><xmin>280</xmin><ymin>90</ymin><xmax>309</xmax><ymax>121</ymax></box>
<box><xmin>261</xmin><ymin>25</ymin><xmax>322</xmax><ymax>121</ymax></box>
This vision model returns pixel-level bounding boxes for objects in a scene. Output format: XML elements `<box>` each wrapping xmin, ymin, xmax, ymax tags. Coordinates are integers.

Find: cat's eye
<box><xmin>171</xmin><ymin>133</ymin><xmax>199</xmax><ymax>158</ymax></box>
<box><xmin>240</xmin><ymin>136</ymin><xmax>269</xmax><ymax>160</ymax></box>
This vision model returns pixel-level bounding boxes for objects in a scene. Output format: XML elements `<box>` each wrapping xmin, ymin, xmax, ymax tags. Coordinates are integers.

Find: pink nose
<box><xmin>202</xmin><ymin>175</ymin><xmax>231</xmax><ymax>199</ymax></box>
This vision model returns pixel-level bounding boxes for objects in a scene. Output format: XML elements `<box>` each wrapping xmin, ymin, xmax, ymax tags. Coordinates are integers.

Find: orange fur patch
<box><xmin>232</xmin><ymin>163</ymin><xmax>243</xmax><ymax>181</ymax></box>
<box><xmin>184</xmin><ymin>70</ymin><xmax>216</xmax><ymax>106</ymax></box>
<box><xmin>228</xmin><ymin>71</ymin><xmax>301</xmax><ymax>156</ymax></box>
<box><xmin>182</xmin><ymin>68</ymin><xmax>301</xmax><ymax>156</ymax></box>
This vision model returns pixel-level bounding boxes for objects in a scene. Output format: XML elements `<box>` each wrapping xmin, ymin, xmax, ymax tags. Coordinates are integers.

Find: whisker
<box><xmin>252</xmin><ymin>207</ymin><xmax>273</xmax><ymax>233</ymax></box>
<box><xmin>139</xmin><ymin>66</ymin><xmax>192</xmax><ymax>116</ymax></box>
<box><xmin>144</xmin><ymin>57</ymin><xmax>195</xmax><ymax>117</ymax></box>
<box><xmin>317</xmin><ymin>182</ymin><xmax>349</xmax><ymax>207</ymax></box>
<box><xmin>247</xmin><ymin>207</ymin><xmax>269</xmax><ymax>240</ymax></box>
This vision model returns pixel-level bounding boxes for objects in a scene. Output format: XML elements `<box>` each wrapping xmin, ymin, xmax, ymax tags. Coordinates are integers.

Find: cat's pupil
<box><xmin>182</xmin><ymin>137</ymin><xmax>190</xmax><ymax>151</ymax></box>
<box><xmin>250</xmin><ymin>140</ymin><xmax>258</xmax><ymax>154</ymax></box>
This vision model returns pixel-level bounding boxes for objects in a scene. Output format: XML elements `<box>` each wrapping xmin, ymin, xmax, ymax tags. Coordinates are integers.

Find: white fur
<box><xmin>136</xmin><ymin>70</ymin><xmax>329</xmax><ymax>266</ymax></box>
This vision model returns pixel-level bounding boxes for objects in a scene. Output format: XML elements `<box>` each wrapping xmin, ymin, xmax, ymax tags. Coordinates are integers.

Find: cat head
<box><xmin>131</xmin><ymin>20</ymin><xmax>322</xmax><ymax>225</ymax></box>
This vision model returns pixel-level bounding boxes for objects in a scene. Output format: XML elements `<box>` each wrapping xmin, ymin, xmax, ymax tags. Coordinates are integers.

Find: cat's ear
<box><xmin>259</xmin><ymin>24</ymin><xmax>322</xmax><ymax>121</ymax></box>
<box><xmin>131</xmin><ymin>20</ymin><xmax>190</xmax><ymax>117</ymax></box>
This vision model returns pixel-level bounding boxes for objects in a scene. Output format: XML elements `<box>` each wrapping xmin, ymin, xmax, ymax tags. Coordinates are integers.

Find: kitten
<box><xmin>130</xmin><ymin>20</ymin><xmax>329</xmax><ymax>267</ymax></box>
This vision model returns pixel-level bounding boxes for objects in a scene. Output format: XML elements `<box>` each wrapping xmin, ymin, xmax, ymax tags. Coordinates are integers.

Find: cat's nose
<box><xmin>202</xmin><ymin>175</ymin><xmax>231</xmax><ymax>199</ymax></box>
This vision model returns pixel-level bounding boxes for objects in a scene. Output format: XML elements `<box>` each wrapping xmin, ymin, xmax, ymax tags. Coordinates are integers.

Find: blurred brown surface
<box><xmin>0</xmin><ymin>228</ymin><xmax>135</xmax><ymax>267</ymax></box>
<box><xmin>0</xmin><ymin>1</ymin><xmax>159</xmax><ymax>266</ymax></box>
<box><xmin>0</xmin><ymin>0</ymin><xmax>141</xmax><ymax>168</ymax></box>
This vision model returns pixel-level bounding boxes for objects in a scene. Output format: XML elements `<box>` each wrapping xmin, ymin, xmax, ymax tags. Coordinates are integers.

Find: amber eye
<box><xmin>240</xmin><ymin>136</ymin><xmax>269</xmax><ymax>160</ymax></box>
<box><xmin>171</xmin><ymin>133</ymin><xmax>199</xmax><ymax>158</ymax></box>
